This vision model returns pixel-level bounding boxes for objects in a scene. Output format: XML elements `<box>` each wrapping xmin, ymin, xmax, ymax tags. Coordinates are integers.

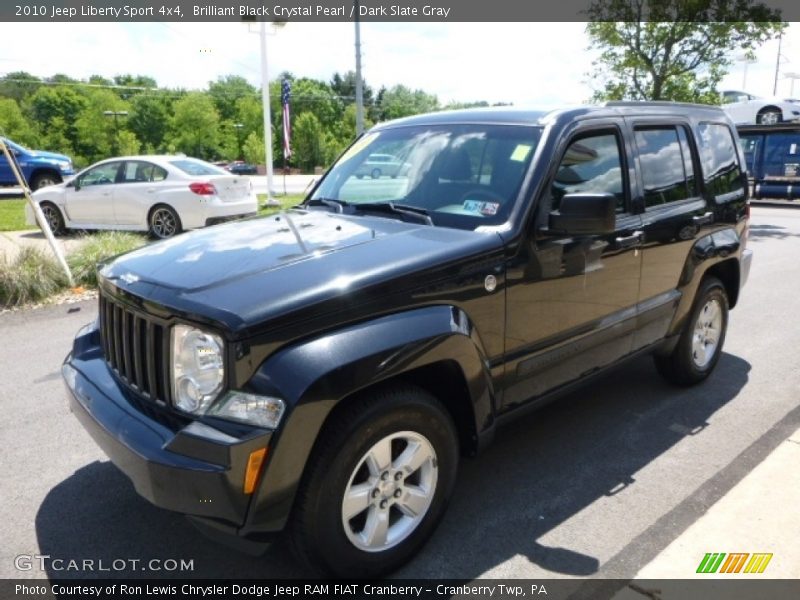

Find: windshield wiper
<box><xmin>354</xmin><ymin>202</ymin><xmax>433</xmax><ymax>226</ymax></box>
<box><xmin>304</xmin><ymin>197</ymin><xmax>348</xmax><ymax>213</ymax></box>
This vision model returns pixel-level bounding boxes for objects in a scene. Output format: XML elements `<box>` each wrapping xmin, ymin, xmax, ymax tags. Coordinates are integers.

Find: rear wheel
<box><xmin>149</xmin><ymin>205</ymin><xmax>181</xmax><ymax>239</ymax></box>
<box><xmin>654</xmin><ymin>277</ymin><xmax>728</xmax><ymax>386</ymax></box>
<box><xmin>289</xmin><ymin>383</ymin><xmax>458</xmax><ymax>578</ymax></box>
<box><xmin>39</xmin><ymin>202</ymin><xmax>67</xmax><ymax>236</ymax></box>
<box><xmin>371</xmin><ymin>167</ymin><xmax>382</xmax><ymax>179</ymax></box>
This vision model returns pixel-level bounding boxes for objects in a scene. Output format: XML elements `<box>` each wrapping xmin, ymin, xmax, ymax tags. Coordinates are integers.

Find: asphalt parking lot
<box><xmin>0</xmin><ymin>206</ymin><xmax>797</xmax><ymax>581</ymax></box>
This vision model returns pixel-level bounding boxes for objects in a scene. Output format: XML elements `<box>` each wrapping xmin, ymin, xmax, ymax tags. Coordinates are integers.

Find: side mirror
<box><xmin>548</xmin><ymin>192</ymin><xmax>616</xmax><ymax>235</ymax></box>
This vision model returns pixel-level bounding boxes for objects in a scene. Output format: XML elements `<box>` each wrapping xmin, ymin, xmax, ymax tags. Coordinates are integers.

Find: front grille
<box><xmin>99</xmin><ymin>292</ymin><xmax>172</xmax><ymax>405</ymax></box>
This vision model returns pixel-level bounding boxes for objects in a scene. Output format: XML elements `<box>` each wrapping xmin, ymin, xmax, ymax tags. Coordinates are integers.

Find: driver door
<box><xmin>64</xmin><ymin>161</ymin><xmax>122</xmax><ymax>224</ymax></box>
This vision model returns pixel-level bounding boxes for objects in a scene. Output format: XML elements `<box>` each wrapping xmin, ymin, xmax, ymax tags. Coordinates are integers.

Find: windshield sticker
<box><xmin>463</xmin><ymin>200</ymin><xmax>500</xmax><ymax>216</ymax></box>
<box><xmin>510</xmin><ymin>144</ymin><xmax>532</xmax><ymax>162</ymax></box>
<box><xmin>339</xmin><ymin>132</ymin><xmax>379</xmax><ymax>164</ymax></box>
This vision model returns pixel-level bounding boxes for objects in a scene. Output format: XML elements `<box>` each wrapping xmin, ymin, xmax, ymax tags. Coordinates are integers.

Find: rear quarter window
<box><xmin>698</xmin><ymin>123</ymin><xmax>745</xmax><ymax>199</ymax></box>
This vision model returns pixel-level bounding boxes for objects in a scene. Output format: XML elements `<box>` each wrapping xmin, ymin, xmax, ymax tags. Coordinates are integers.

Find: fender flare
<box><xmin>239</xmin><ymin>304</ymin><xmax>496</xmax><ymax>535</ymax></box>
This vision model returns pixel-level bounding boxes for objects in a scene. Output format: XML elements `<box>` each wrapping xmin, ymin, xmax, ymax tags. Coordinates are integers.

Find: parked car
<box><xmin>0</xmin><ymin>137</ymin><xmax>75</xmax><ymax>189</ymax></box>
<box><xmin>64</xmin><ymin>104</ymin><xmax>751</xmax><ymax>577</ymax></box>
<box><xmin>354</xmin><ymin>152</ymin><xmax>409</xmax><ymax>178</ymax></box>
<box><xmin>737</xmin><ymin>123</ymin><xmax>800</xmax><ymax>200</ymax></box>
<box><xmin>225</xmin><ymin>160</ymin><xmax>258</xmax><ymax>175</ymax></box>
<box><xmin>721</xmin><ymin>90</ymin><xmax>800</xmax><ymax>125</ymax></box>
<box><xmin>26</xmin><ymin>155</ymin><xmax>257</xmax><ymax>238</ymax></box>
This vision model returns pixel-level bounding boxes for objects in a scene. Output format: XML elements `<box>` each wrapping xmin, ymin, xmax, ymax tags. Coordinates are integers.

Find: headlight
<box><xmin>171</xmin><ymin>324</ymin><xmax>224</xmax><ymax>414</ymax></box>
<box><xmin>207</xmin><ymin>391</ymin><xmax>285</xmax><ymax>429</ymax></box>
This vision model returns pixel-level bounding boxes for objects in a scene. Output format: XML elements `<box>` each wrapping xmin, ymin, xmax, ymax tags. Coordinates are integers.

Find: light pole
<box><xmin>234</xmin><ymin>123</ymin><xmax>244</xmax><ymax>160</ymax></box>
<box><xmin>735</xmin><ymin>54</ymin><xmax>757</xmax><ymax>90</ymax></box>
<box><xmin>254</xmin><ymin>21</ymin><xmax>286</xmax><ymax>206</ymax></box>
<box><xmin>354</xmin><ymin>0</ymin><xmax>365</xmax><ymax>135</ymax></box>
<box><xmin>103</xmin><ymin>110</ymin><xmax>128</xmax><ymax>155</ymax></box>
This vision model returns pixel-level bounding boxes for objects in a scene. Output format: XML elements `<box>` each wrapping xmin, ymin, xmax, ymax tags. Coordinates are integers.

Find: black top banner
<box><xmin>4</xmin><ymin>0</ymin><xmax>800</xmax><ymax>22</ymax></box>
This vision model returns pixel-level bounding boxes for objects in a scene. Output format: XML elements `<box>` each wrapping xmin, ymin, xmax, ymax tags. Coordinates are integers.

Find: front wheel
<box><xmin>289</xmin><ymin>384</ymin><xmax>458</xmax><ymax>578</ymax></box>
<box><xmin>757</xmin><ymin>109</ymin><xmax>781</xmax><ymax>125</ymax></box>
<box><xmin>31</xmin><ymin>171</ymin><xmax>61</xmax><ymax>190</ymax></box>
<box><xmin>39</xmin><ymin>202</ymin><xmax>67</xmax><ymax>236</ymax></box>
<box><xmin>654</xmin><ymin>276</ymin><xmax>729</xmax><ymax>386</ymax></box>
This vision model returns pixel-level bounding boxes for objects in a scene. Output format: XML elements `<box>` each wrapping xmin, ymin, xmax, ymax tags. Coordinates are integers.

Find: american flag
<box><xmin>281</xmin><ymin>79</ymin><xmax>292</xmax><ymax>160</ymax></box>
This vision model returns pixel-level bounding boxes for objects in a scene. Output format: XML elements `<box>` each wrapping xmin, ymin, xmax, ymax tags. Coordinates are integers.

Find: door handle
<box><xmin>693</xmin><ymin>212</ymin><xmax>714</xmax><ymax>226</ymax></box>
<box><xmin>615</xmin><ymin>230</ymin><xmax>643</xmax><ymax>249</ymax></box>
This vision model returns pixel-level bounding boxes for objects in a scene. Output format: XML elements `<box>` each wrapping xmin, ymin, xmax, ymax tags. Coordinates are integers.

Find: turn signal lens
<box><xmin>244</xmin><ymin>448</ymin><xmax>268</xmax><ymax>495</ymax></box>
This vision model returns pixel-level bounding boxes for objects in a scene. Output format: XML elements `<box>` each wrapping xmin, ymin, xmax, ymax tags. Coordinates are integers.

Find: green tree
<box><xmin>129</xmin><ymin>94</ymin><xmax>171</xmax><ymax>151</ymax></box>
<box><xmin>73</xmin><ymin>88</ymin><xmax>130</xmax><ymax>162</ymax></box>
<box><xmin>169</xmin><ymin>92</ymin><xmax>221</xmax><ymax>159</ymax></box>
<box><xmin>242</xmin><ymin>131</ymin><xmax>265</xmax><ymax>165</ymax></box>
<box><xmin>0</xmin><ymin>71</ymin><xmax>41</xmax><ymax>103</ymax></box>
<box><xmin>292</xmin><ymin>112</ymin><xmax>326</xmax><ymax>171</ymax></box>
<box><xmin>0</xmin><ymin>98</ymin><xmax>38</xmax><ymax>145</ymax></box>
<box><xmin>587</xmin><ymin>0</ymin><xmax>785</xmax><ymax>102</ymax></box>
<box><xmin>209</xmin><ymin>75</ymin><xmax>257</xmax><ymax>122</ymax></box>
<box><xmin>28</xmin><ymin>86</ymin><xmax>87</xmax><ymax>153</ymax></box>
<box><xmin>378</xmin><ymin>85</ymin><xmax>439</xmax><ymax>120</ymax></box>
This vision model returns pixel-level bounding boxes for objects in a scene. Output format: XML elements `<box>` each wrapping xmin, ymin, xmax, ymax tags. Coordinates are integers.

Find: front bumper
<box><xmin>63</xmin><ymin>323</ymin><xmax>272</xmax><ymax>531</ymax></box>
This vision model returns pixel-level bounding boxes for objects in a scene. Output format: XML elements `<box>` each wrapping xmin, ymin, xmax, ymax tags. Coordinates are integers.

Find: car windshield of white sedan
<box><xmin>170</xmin><ymin>159</ymin><xmax>228</xmax><ymax>176</ymax></box>
<box><xmin>311</xmin><ymin>124</ymin><xmax>542</xmax><ymax>228</ymax></box>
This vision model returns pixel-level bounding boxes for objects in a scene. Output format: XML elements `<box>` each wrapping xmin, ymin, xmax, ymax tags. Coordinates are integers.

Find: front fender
<box><xmin>239</xmin><ymin>304</ymin><xmax>495</xmax><ymax>535</ymax></box>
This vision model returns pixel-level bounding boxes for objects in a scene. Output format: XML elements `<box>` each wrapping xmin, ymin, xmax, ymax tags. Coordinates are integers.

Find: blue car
<box><xmin>0</xmin><ymin>137</ymin><xmax>75</xmax><ymax>190</ymax></box>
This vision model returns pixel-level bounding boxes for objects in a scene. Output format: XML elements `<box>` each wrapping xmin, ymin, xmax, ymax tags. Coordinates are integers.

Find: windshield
<box><xmin>310</xmin><ymin>123</ymin><xmax>542</xmax><ymax>229</ymax></box>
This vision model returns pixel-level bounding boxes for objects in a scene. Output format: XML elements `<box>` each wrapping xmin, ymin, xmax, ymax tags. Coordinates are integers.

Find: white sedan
<box><xmin>721</xmin><ymin>90</ymin><xmax>800</xmax><ymax>125</ymax></box>
<box><xmin>26</xmin><ymin>155</ymin><xmax>258</xmax><ymax>238</ymax></box>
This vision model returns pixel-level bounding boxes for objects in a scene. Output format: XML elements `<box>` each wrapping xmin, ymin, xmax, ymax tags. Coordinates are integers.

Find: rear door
<box><xmin>627</xmin><ymin>119</ymin><xmax>741</xmax><ymax>350</ymax></box>
<box><xmin>113</xmin><ymin>160</ymin><xmax>169</xmax><ymax>225</ymax></box>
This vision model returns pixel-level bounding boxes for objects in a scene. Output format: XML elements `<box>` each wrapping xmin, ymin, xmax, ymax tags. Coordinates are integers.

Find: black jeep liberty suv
<box><xmin>63</xmin><ymin>103</ymin><xmax>752</xmax><ymax>577</ymax></box>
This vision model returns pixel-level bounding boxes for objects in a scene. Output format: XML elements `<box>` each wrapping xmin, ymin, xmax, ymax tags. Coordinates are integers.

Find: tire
<box><xmin>288</xmin><ymin>383</ymin><xmax>458</xmax><ymax>578</ymax></box>
<box><xmin>31</xmin><ymin>171</ymin><xmax>61</xmax><ymax>190</ymax></box>
<box><xmin>371</xmin><ymin>168</ymin><xmax>382</xmax><ymax>179</ymax></box>
<box><xmin>148</xmin><ymin>205</ymin><xmax>182</xmax><ymax>239</ymax></box>
<box><xmin>757</xmin><ymin>109</ymin><xmax>781</xmax><ymax>125</ymax></box>
<box><xmin>654</xmin><ymin>276</ymin><xmax>728</xmax><ymax>386</ymax></box>
<box><xmin>39</xmin><ymin>202</ymin><xmax>67</xmax><ymax>236</ymax></box>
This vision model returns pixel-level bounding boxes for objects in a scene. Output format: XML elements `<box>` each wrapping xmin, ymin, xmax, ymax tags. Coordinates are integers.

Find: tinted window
<box><xmin>79</xmin><ymin>162</ymin><xmax>121</xmax><ymax>186</ymax></box>
<box><xmin>698</xmin><ymin>123</ymin><xmax>744</xmax><ymax>198</ymax></box>
<box><xmin>635</xmin><ymin>126</ymin><xmax>695</xmax><ymax>208</ymax></box>
<box><xmin>169</xmin><ymin>159</ymin><xmax>227</xmax><ymax>176</ymax></box>
<box><xmin>552</xmin><ymin>132</ymin><xmax>625</xmax><ymax>212</ymax></box>
<box><xmin>762</xmin><ymin>132</ymin><xmax>800</xmax><ymax>178</ymax></box>
<box><xmin>122</xmin><ymin>161</ymin><xmax>168</xmax><ymax>183</ymax></box>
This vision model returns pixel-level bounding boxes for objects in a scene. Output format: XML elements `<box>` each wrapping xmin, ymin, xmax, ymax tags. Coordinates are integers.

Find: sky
<box><xmin>2</xmin><ymin>21</ymin><xmax>800</xmax><ymax>105</ymax></box>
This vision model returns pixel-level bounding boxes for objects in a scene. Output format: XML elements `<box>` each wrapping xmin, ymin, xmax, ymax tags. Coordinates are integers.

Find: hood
<box><xmin>100</xmin><ymin>210</ymin><xmax>503</xmax><ymax>335</ymax></box>
<box><xmin>27</xmin><ymin>150</ymin><xmax>71</xmax><ymax>162</ymax></box>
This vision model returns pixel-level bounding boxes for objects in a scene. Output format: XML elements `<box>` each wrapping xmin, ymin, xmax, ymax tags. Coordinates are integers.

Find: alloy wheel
<box><xmin>691</xmin><ymin>298</ymin><xmax>723</xmax><ymax>368</ymax></box>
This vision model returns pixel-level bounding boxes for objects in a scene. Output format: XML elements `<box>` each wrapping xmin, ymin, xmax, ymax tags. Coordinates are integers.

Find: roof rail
<box><xmin>604</xmin><ymin>100</ymin><xmax>720</xmax><ymax>110</ymax></box>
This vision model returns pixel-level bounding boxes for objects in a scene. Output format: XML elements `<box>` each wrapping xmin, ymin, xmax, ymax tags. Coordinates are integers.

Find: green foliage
<box><xmin>243</xmin><ymin>131</ymin><xmax>265</xmax><ymax>165</ymax></box>
<box><xmin>67</xmin><ymin>232</ymin><xmax>147</xmax><ymax>287</ymax></box>
<box><xmin>209</xmin><ymin>75</ymin><xmax>257</xmax><ymax>122</ymax></box>
<box><xmin>292</xmin><ymin>112</ymin><xmax>327</xmax><ymax>171</ymax></box>
<box><xmin>170</xmin><ymin>93</ymin><xmax>221</xmax><ymax>159</ymax></box>
<box><xmin>128</xmin><ymin>94</ymin><xmax>171</xmax><ymax>151</ymax></box>
<box><xmin>378</xmin><ymin>85</ymin><xmax>439</xmax><ymax>120</ymax></box>
<box><xmin>587</xmin><ymin>0</ymin><xmax>785</xmax><ymax>102</ymax></box>
<box><xmin>0</xmin><ymin>98</ymin><xmax>38</xmax><ymax>146</ymax></box>
<box><xmin>0</xmin><ymin>246</ymin><xmax>69</xmax><ymax>307</ymax></box>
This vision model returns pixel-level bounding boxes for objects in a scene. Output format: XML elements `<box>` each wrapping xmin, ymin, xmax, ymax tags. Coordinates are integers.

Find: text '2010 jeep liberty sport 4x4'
<box><xmin>63</xmin><ymin>103</ymin><xmax>752</xmax><ymax>577</ymax></box>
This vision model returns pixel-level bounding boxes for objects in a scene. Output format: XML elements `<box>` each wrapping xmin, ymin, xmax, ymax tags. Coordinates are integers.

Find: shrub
<box><xmin>67</xmin><ymin>231</ymin><xmax>147</xmax><ymax>287</ymax></box>
<box><xmin>0</xmin><ymin>246</ymin><xmax>70</xmax><ymax>307</ymax></box>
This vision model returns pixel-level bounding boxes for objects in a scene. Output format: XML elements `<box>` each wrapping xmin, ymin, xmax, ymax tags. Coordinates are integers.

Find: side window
<box><xmin>121</xmin><ymin>161</ymin><xmax>167</xmax><ymax>183</ymax></box>
<box><xmin>551</xmin><ymin>132</ymin><xmax>625</xmax><ymax>212</ymax></box>
<box><xmin>78</xmin><ymin>162</ymin><xmax>121</xmax><ymax>187</ymax></box>
<box><xmin>762</xmin><ymin>132</ymin><xmax>800</xmax><ymax>178</ymax></box>
<box><xmin>634</xmin><ymin>126</ymin><xmax>696</xmax><ymax>208</ymax></box>
<box><xmin>698</xmin><ymin>123</ymin><xmax>745</xmax><ymax>198</ymax></box>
